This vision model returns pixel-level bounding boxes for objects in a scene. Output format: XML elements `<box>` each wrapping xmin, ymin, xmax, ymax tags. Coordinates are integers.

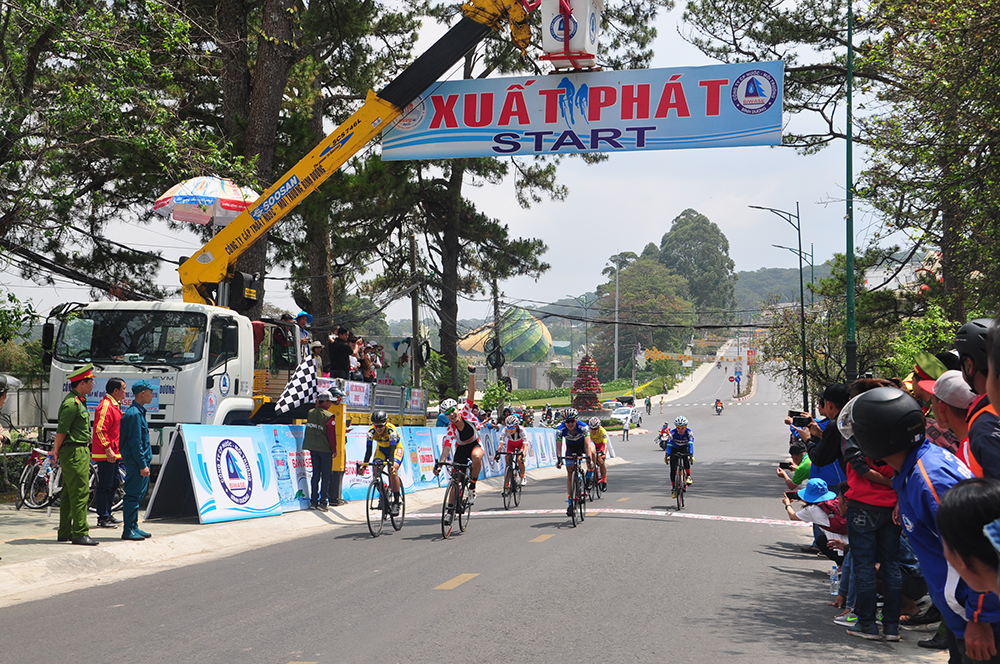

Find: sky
<box><xmin>1</xmin><ymin>5</ymin><xmax>902</xmax><ymax>328</ymax></box>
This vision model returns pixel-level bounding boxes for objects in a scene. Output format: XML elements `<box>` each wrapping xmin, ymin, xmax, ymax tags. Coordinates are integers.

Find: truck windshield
<box><xmin>54</xmin><ymin>310</ymin><xmax>207</xmax><ymax>366</ymax></box>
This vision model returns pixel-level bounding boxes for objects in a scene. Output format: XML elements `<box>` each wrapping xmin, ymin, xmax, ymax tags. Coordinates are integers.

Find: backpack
<box><xmin>816</xmin><ymin>499</ymin><xmax>847</xmax><ymax>535</ymax></box>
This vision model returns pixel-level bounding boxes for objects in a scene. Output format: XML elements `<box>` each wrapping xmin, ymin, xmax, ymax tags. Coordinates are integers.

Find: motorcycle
<box><xmin>715</xmin><ymin>403</ymin><xmax>723</xmax><ymax>415</ymax></box>
<box><xmin>657</xmin><ymin>427</ymin><xmax>670</xmax><ymax>451</ymax></box>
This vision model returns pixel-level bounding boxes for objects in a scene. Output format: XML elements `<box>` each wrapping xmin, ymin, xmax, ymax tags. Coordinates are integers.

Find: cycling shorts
<box><xmin>505</xmin><ymin>440</ymin><xmax>525</xmax><ymax>454</ymax></box>
<box><xmin>374</xmin><ymin>445</ymin><xmax>404</xmax><ymax>465</ymax></box>
<box><xmin>594</xmin><ymin>442</ymin><xmax>607</xmax><ymax>456</ymax></box>
<box><xmin>453</xmin><ymin>441</ymin><xmax>481</xmax><ymax>468</ymax></box>
<box><xmin>563</xmin><ymin>441</ymin><xmax>586</xmax><ymax>465</ymax></box>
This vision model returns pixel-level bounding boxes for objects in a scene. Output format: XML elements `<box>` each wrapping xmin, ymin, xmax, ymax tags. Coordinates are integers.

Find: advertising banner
<box><xmin>382</xmin><ymin>61</ymin><xmax>784</xmax><ymax>160</ymax></box>
<box><xmin>65</xmin><ymin>376</ymin><xmax>162</xmax><ymax>414</ymax></box>
<box><xmin>175</xmin><ymin>424</ymin><xmax>283</xmax><ymax>523</ymax></box>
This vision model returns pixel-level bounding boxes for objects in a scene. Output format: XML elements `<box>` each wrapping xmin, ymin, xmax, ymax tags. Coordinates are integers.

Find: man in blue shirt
<box><xmin>847</xmin><ymin>386</ymin><xmax>1000</xmax><ymax>658</ymax></box>
<box><xmin>120</xmin><ymin>380</ymin><xmax>154</xmax><ymax>541</ymax></box>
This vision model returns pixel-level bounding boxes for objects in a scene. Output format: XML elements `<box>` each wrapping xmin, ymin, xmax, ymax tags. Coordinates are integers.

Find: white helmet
<box><xmin>505</xmin><ymin>415</ymin><xmax>520</xmax><ymax>427</ymax></box>
<box><xmin>588</xmin><ymin>416</ymin><xmax>601</xmax><ymax>428</ymax></box>
<box><xmin>674</xmin><ymin>416</ymin><xmax>689</xmax><ymax>427</ymax></box>
<box><xmin>440</xmin><ymin>398</ymin><xmax>458</xmax><ymax>414</ymax></box>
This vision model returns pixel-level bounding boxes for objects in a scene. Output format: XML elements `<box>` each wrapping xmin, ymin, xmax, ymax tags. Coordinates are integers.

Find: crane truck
<box><xmin>39</xmin><ymin>0</ymin><xmax>538</xmax><ymax>462</ymax></box>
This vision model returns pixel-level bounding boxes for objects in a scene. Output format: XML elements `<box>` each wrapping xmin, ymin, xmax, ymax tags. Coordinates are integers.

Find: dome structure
<box><xmin>458</xmin><ymin>307</ymin><xmax>552</xmax><ymax>363</ymax></box>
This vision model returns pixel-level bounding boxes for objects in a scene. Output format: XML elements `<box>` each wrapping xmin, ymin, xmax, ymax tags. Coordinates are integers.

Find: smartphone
<box><xmin>792</xmin><ymin>415</ymin><xmax>812</xmax><ymax>427</ymax></box>
<box><xmin>785</xmin><ymin>490</ymin><xmax>799</xmax><ymax>501</ymax></box>
<box><xmin>778</xmin><ymin>461</ymin><xmax>793</xmax><ymax>470</ymax></box>
<box><xmin>788</xmin><ymin>409</ymin><xmax>801</xmax><ymax>418</ymax></box>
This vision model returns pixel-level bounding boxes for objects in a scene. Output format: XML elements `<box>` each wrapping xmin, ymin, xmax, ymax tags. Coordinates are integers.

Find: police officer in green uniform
<box><xmin>51</xmin><ymin>364</ymin><xmax>99</xmax><ymax>545</ymax></box>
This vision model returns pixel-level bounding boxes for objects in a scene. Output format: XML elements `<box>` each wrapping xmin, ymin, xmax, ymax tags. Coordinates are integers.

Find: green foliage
<box><xmin>636</xmin><ymin>377</ymin><xmax>675</xmax><ymax>399</ymax></box>
<box><xmin>511</xmin><ymin>386</ymin><xmax>571</xmax><ymax>401</ymax></box>
<box><xmin>658</xmin><ymin>209</ymin><xmax>737</xmax><ymax>321</ymax></box>
<box><xmin>423</xmin><ymin>351</ymin><xmax>456</xmax><ymax>401</ymax></box>
<box><xmin>649</xmin><ymin>359</ymin><xmax>682</xmax><ymax>376</ymax></box>
<box><xmin>480</xmin><ymin>380</ymin><xmax>510</xmax><ymax>413</ymax></box>
<box><xmin>0</xmin><ymin>340</ymin><xmax>44</xmax><ymax>378</ymax></box>
<box><xmin>544</xmin><ymin>367</ymin><xmax>572</xmax><ymax>388</ymax></box>
<box><xmin>0</xmin><ymin>294</ymin><xmax>37</xmax><ymax>344</ymax></box>
<box><xmin>885</xmin><ymin>306</ymin><xmax>961</xmax><ymax>380</ymax></box>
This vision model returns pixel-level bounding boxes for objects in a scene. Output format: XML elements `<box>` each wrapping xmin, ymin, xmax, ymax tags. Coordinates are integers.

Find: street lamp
<box><xmin>750</xmin><ymin>202</ymin><xmax>808</xmax><ymax>413</ymax></box>
<box><xmin>772</xmin><ymin>242</ymin><xmax>815</xmax><ymax>306</ymax></box>
<box><xmin>606</xmin><ymin>254</ymin><xmax>627</xmax><ymax>380</ymax></box>
<box><xmin>846</xmin><ymin>3</ymin><xmax>857</xmax><ymax>381</ymax></box>
<box><xmin>568</xmin><ymin>293</ymin><xmax>599</xmax><ymax>355</ymax></box>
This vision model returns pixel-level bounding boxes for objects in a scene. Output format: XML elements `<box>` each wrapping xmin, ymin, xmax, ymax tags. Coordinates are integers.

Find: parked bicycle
<box><xmin>357</xmin><ymin>459</ymin><xmax>405</xmax><ymax>537</ymax></box>
<box><xmin>436</xmin><ymin>461</ymin><xmax>472</xmax><ymax>539</ymax></box>
<box><xmin>496</xmin><ymin>450</ymin><xmax>524</xmax><ymax>510</ymax></box>
<box><xmin>558</xmin><ymin>455</ymin><xmax>588</xmax><ymax>526</ymax></box>
<box><xmin>16</xmin><ymin>444</ymin><xmax>56</xmax><ymax>510</ymax></box>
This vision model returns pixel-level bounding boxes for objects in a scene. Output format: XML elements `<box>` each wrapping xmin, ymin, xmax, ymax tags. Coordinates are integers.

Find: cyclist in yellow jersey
<box><xmin>588</xmin><ymin>416</ymin><xmax>610</xmax><ymax>490</ymax></box>
<box><xmin>359</xmin><ymin>411</ymin><xmax>404</xmax><ymax>516</ymax></box>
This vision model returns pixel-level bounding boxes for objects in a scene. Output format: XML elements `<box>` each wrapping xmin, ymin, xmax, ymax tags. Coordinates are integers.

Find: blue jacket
<box><xmin>666</xmin><ymin>427</ymin><xmax>694</xmax><ymax>455</ymax></box>
<box><xmin>893</xmin><ymin>441</ymin><xmax>1000</xmax><ymax>638</ymax></box>
<box><xmin>120</xmin><ymin>403</ymin><xmax>152</xmax><ymax>473</ymax></box>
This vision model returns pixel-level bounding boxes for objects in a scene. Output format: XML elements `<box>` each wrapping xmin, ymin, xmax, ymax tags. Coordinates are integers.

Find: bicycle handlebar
<box><xmin>435</xmin><ymin>461</ymin><xmax>471</xmax><ymax>469</ymax></box>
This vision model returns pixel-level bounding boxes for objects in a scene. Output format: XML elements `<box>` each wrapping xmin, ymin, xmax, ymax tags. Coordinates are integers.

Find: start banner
<box><xmin>382</xmin><ymin>61</ymin><xmax>784</xmax><ymax>160</ymax></box>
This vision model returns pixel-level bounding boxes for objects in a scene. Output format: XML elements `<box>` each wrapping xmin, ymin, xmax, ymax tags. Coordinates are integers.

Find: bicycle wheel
<box><xmin>23</xmin><ymin>462</ymin><xmax>52</xmax><ymax>509</ymax></box>
<box><xmin>457</xmin><ymin>482</ymin><xmax>471</xmax><ymax>532</ymax></box>
<box><xmin>14</xmin><ymin>458</ymin><xmax>37</xmax><ymax>510</ymax></box>
<box><xmin>577</xmin><ymin>471</ymin><xmax>586</xmax><ymax>523</ymax></box>
<box><xmin>570</xmin><ymin>472</ymin><xmax>580</xmax><ymax>527</ymax></box>
<box><xmin>391</xmin><ymin>484</ymin><xmax>406</xmax><ymax>531</ymax></box>
<box><xmin>676</xmin><ymin>468</ymin><xmax>686</xmax><ymax>510</ymax></box>
<box><xmin>512</xmin><ymin>469</ymin><xmax>522</xmax><ymax>508</ymax></box>
<box><xmin>366</xmin><ymin>481</ymin><xmax>384</xmax><ymax>537</ymax></box>
<box><xmin>502</xmin><ymin>466</ymin><xmax>513</xmax><ymax>510</ymax></box>
<box><xmin>441</xmin><ymin>479</ymin><xmax>458</xmax><ymax>539</ymax></box>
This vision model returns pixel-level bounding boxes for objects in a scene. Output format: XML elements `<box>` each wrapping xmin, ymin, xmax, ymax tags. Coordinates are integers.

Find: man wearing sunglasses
<box><xmin>555</xmin><ymin>408</ymin><xmax>596</xmax><ymax>517</ymax></box>
<box><xmin>360</xmin><ymin>410</ymin><xmax>404</xmax><ymax>516</ymax></box>
<box><xmin>434</xmin><ymin>365</ymin><xmax>484</xmax><ymax>505</ymax></box>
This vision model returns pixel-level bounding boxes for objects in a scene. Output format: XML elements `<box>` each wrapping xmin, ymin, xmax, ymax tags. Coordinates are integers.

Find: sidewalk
<box><xmin>0</xmin><ymin>458</ymin><xmax>626</xmax><ymax>607</ymax></box>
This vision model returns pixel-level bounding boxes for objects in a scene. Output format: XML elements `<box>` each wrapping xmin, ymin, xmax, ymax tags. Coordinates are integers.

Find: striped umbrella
<box><xmin>153</xmin><ymin>176</ymin><xmax>259</xmax><ymax>227</ymax></box>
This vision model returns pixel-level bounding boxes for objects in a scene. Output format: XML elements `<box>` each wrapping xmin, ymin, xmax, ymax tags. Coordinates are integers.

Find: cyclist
<box><xmin>359</xmin><ymin>410</ymin><xmax>404</xmax><ymax>516</ymax></box>
<box><xmin>495</xmin><ymin>414</ymin><xmax>530</xmax><ymax>489</ymax></box>
<box><xmin>434</xmin><ymin>364</ymin><xmax>484</xmax><ymax>510</ymax></box>
<box><xmin>555</xmin><ymin>408</ymin><xmax>596</xmax><ymax>517</ymax></box>
<box><xmin>665</xmin><ymin>415</ymin><xmax>695</xmax><ymax>499</ymax></box>
<box><xmin>588</xmin><ymin>416</ymin><xmax>610</xmax><ymax>490</ymax></box>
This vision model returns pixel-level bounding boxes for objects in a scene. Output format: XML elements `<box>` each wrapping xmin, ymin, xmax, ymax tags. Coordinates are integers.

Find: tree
<box><xmin>658</xmin><ymin>209</ymin><xmax>737</xmax><ymax>321</ymax></box>
<box><xmin>545</xmin><ymin>366</ymin><xmax>572</xmax><ymax>388</ymax></box>
<box><xmin>592</xmin><ymin>258</ymin><xmax>694</xmax><ymax>381</ymax></box>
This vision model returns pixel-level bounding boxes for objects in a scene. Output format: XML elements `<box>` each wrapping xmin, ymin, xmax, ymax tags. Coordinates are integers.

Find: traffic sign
<box><xmin>735</xmin><ymin>376</ymin><xmax>741</xmax><ymax>383</ymax></box>
<box><xmin>729</xmin><ymin>376</ymin><xmax>735</xmax><ymax>382</ymax></box>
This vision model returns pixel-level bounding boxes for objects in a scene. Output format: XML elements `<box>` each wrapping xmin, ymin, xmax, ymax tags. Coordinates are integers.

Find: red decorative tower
<box><xmin>572</xmin><ymin>355</ymin><xmax>602</xmax><ymax>411</ymax></box>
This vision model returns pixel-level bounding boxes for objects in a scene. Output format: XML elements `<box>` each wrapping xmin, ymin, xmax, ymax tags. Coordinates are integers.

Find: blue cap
<box><xmin>132</xmin><ymin>379</ymin><xmax>155</xmax><ymax>395</ymax></box>
<box><xmin>296</xmin><ymin>311</ymin><xmax>313</xmax><ymax>324</ymax></box>
<box><xmin>797</xmin><ymin>478</ymin><xmax>837</xmax><ymax>504</ymax></box>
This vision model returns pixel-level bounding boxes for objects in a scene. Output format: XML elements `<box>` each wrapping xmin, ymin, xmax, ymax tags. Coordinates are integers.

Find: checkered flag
<box><xmin>275</xmin><ymin>356</ymin><xmax>318</xmax><ymax>413</ymax></box>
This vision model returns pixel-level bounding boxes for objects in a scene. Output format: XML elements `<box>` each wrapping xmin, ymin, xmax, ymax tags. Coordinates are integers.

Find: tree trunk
<box><xmin>439</xmin><ymin>162</ymin><xmax>466</xmax><ymax>396</ymax></box>
<box><xmin>217</xmin><ymin>0</ymin><xmax>249</xmax><ymax>148</ymax></box>
<box><xmin>304</xmin><ymin>83</ymin><xmax>335</xmax><ymax>340</ymax></box>
<box><xmin>234</xmin><ymin>0</ymin><xmax>296</xmax><ymax>320</ymax></box>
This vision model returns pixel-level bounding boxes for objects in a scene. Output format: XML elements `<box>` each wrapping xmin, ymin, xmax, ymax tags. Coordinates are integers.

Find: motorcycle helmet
<box><xmin>956</xmin><ymin>318</ymin><xmax>994</xmax><ymax>375</ymax></box>
<box><xmin>837</xmin><ymin>387</ymin><xmax>925</xmax><ymax>460</ymax></box>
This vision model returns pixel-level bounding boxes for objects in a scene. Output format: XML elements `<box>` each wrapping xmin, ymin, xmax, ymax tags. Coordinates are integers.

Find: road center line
<box><xmin>530</xmin><ymin>534</ymin><xmax>555</xmax><ymax>542</ymax></box>
<box><xmin>617</xmin><ymin>497</ymin><xmax>630</xmax><ymax>502</ymax></box>
<box><xmin>435</xmin><ymin>573</ymin><xmax>480</xmax><ymax>590</ymax></box>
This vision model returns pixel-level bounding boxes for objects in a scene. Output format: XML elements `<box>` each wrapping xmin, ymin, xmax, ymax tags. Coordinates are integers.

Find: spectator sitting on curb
<box><xmin>777</xmin><ymin>441</ymin><xmax>811</xmax><ymax>490</ymax></box>
<box><xmin>781</xmin><ymin>477</ymin><xmax>846</xmax><ymax>566</ymax></box>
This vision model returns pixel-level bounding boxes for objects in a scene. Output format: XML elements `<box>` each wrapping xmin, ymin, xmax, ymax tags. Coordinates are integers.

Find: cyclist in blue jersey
<box><xmin>665</xmin><ymin>415</ymin><xmax>694</xmax><ymax>499</ymax></box>
<box><xmin>555</xmin><ymin>408</ymin><xmax>596</xmax><ymax>517</ymax></box>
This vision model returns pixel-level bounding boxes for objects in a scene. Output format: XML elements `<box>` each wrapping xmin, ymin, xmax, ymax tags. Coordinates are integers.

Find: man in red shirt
<box><xmin>93</xmin><ymin>377</ymin><xmax>125</xmax><ymax>528</ymax></box>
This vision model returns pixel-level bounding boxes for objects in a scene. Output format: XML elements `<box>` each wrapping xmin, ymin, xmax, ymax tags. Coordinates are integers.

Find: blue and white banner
<box><xmin>382</xmin><ymin>61</ymin><xmax>784</xmax><ymax>160</ymax></box>
<box><xmin>176</xmin><ymin>424</ymin><xmax>283</xmax><ymax>524</ymax></box>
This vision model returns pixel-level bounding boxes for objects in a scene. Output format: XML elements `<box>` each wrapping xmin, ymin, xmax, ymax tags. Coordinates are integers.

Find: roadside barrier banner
<box><xmin>382</xmin><ymin>61</ymin><xmax>784</xmax><ymax>160</ymax></box>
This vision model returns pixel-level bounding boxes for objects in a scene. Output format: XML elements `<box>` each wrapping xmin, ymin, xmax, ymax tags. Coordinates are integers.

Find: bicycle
<box><xmin>558</xmin><ymin>455</ymin><xmax>588</xmax><ymax>527</ymax></box>
<box><xmin>671</xmin><ymin>452</ymin><xmax>692</xmax><ymax>510</ymax></box>
<box><xmin>496</xmin><ymin>450</ymin><xmax>524</xmax><ymax>510</ymax></box>
<box><xmin>436</xmin><ymin>461</ymin><xmax>472</xmax><ymax>539</ymax></box>
<box><xmin>357</xmin><ymin>459</ymin><xmax>405</xmax><ymax>537</ymax></box>
<box><xmin>588</xmin><ymin>450</ymin><xmax>606</xmax><ymax>501</ymax></box>
<box><xmin>17</xmin><ymin>444</ymin><xmax>56</xmax><ymax>510</ymax></box>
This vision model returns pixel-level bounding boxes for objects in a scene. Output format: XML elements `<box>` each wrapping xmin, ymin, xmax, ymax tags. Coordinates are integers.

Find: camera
<box><xmin>788</xmin><ymin>409</ymin><xmax>801</xmax><ymax>418</ymax></box>
<box><xmin>785</xmin><ymin>490</ymin><xmax>799</xmax><ymax>501</ymax></box>
<box><xmin>778</xmin><ymin>461</ymin><xmax>793</xmax><ymax>470</ymax></box>
<box><xmin>792</xmin><ymin>415</ymin><xmax>811</xmax><ymax>427</ymax></box>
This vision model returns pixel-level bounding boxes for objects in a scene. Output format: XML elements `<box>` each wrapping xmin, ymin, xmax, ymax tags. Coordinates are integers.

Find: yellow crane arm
<box><xmin>179</xmin><ymin>0</ymin><xmax>535</xmax><ymax>307</ymax></box>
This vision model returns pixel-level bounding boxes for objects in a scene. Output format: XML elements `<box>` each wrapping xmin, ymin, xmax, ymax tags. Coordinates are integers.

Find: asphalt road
<box><xmin>0</xmin><ymin>351</ymin><xmax>944</xmax><ymax>663</ymax></box>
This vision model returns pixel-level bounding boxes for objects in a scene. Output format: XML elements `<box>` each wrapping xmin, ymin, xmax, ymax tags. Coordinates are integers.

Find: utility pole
<box><xmin>491</xmin><ymin>276</ymin><xmax>502</xmax><ymax>384</ymax></box>
<box><xmin>846</xmin><ymin>3</ymin><xmax>858</xmax><ymax>382</ymax></box>
<box><xmin>409</xmin><ymin>234</ymin><xmax>421</xmax><ymax>388</ymax></box>
<box><xmin>631</xmin><ymin>341</ymin><xmax>640</xmax><ymax>398</ymax></box>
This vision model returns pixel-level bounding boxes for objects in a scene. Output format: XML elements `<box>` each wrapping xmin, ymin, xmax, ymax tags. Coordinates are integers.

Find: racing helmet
<box><xmin>588</xmin><ymin>416</ymin><xmax>601</xmax><ymax>428</ymax></box>
<box><xmin>439</xmin><ymin>398</ymin><xmax>458</xmax><ymax>414</ymax></box>
<box><xmin>563</xmin><ymin>408</ymin><xmax>579</xmax><ymax>421</ymax></box>
<box><xmin>505</xmin><ymin>415</ymin><xmax>520</xmax><ymax>427</ymax></box>
<box><xmin>371</xmin><ymin>410</ymin><xmax>388</xmax><ymax>425</ymax></box>
<box><xmin>674</xmin><ymin>416</ymin><xmax>688</xmax><ymax>427</ymax></box>
<box><xmin>837</xmin><ymin>387</ymin><xmax>925</xmax><ymax>461</ymax></box>
<box><xmin>955</xmin><ymin>318</ymin><xmax>994</xmax><ymax>374</ymax></box>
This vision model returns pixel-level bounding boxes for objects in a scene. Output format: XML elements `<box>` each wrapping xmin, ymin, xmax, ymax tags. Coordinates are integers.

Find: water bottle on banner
<box><xmin>829</xmin><ymin>564</ymin><xmax>840</xmax><ymax>595</ymax></box>
<box><xmin>271</xmin><ymin>429</ymin><xmax>293</xmax><ymax>504</ymax></box>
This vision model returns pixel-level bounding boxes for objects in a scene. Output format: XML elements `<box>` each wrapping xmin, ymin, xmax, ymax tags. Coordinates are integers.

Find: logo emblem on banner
<box><xmin>394</xmin><ymin>97</ymin><xmax>426</xmax><ymax>131</ymax></box>
<box><xmin>549</xmin><ymin>15</ymin><xmax>578</xmax><ymax>42</ymax></box>
<box><xmin>732</xmin><ymin>69</ymin><xmax>779</xmax><ymax>115</ymax></box>
<box><xmin>216</xmin><ymin>439</ymin><xmax>253</xmax><ymax>504</ymax></box>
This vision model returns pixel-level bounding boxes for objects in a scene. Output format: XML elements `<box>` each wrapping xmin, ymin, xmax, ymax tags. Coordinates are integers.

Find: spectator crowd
<box><xmin>776</xmin><ymin>317</ymin><xmax>1000</xmax><ymax>662</ymax></box>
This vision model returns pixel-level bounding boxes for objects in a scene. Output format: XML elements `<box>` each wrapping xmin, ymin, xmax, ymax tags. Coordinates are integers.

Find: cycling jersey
<box><xmin>590</xmin><ymin>425</ymin><xmax>609</xmax><ymax>451</ymax></box>
<box><xmin>500</xmin><ymin>425</ymin><xmax>527</xmax><ymax>453</ymax></box>
<box><xmin>554</xmin><ymin>421</ymin><xmax>590</xmax><ymax>443</ymax></box>
<box><xmin>666</xmin><ymin>427</ymin><xmax>694</xmax><ymax>456</ymax></box>
<box><xmin>364</xmin><ymin>422</ymin><xmax>403</xmax><ymax>464</ymax></box>
<box><xmin>442</xmin><ymin>398</ymin><xmax>482</xmax><ymax>451</ymax></box>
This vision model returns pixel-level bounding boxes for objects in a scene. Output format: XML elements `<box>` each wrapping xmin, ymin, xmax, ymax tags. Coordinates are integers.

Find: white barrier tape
<box><xmin>407</xmin><ymin>507</ymin><xmax>809</xmax><ymax>527</ymax></box>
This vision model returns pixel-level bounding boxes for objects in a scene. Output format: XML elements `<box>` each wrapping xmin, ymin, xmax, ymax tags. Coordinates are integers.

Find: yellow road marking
<box><xmin>288</xmin><ymin>661</ymin><xmax>319</xmax><ymax>663</ymax></box>
<box><xmin>617</xmin><ymin>497</ymin><xmax>630</xmax><ymax>502</ymax></box>
<box><xmin>530</xmin><ymin>534</ymin><xmax>555</xmax><ymax>542</ymax></box>
<box><xmin>435</xmin><ymin>573</ymin><xmax>480</xmax><ymax>590</ymax></box>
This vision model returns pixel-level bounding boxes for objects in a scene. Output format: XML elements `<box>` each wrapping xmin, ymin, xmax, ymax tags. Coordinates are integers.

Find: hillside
<box><xmin>736</xmin><ymin>264</ymin><xmax>831</xmax><ymax>313</ymax></box>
